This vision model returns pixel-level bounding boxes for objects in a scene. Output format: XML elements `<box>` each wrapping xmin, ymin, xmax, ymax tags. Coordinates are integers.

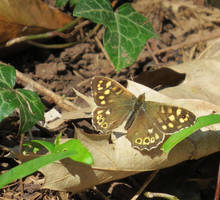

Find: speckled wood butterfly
<box><xmin>91</xmin><ymin>76</ymin><xmax>196</xmax><ymax>151</ymax></box>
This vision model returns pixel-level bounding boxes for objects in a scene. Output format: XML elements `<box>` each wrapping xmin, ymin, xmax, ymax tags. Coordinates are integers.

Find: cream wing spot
<box><xmin>155</xmin><ymin>133</ymin><xmax>159</xmax><ymax>140</ymax></box>
<box><xmin>176</xmin><ymin>108</ymin><xmax>182</xmax><ymax>116</ymax></box>
<box><xmin>104</xmin><ymin>89</ymin><xmax>110</xmax><ymax>95</ymax></box>
<box><xmin>96</xmin><ymin>115</ymin><xmax>102</xmax><ymax>120</ymax></box>
<box><xmin>100</xmin><ymin>100</ymin><xmax>106</xmax><ymax>105</ymax></box>
<box><xmin>168</xmin><ymin>122</ymin><xmax>174</xmax><ymax>128</ymax></box>
<box><xmin>97</xmin><ymin>110</ymin><xmax>103</xmax><ymax>115</ymax></box>
<box><xmin>150</xmin><ymin>137</ymin><xmax>155</xmax><ymax>143</ymax></box>
<box><xmin>179</xmin><ymin>118</ymin><xmax>185</xmax><ymax>123</ymax></box>
<box><xmin>184</xmin><ymin>118</ymin><xmax>189</xmax><ymax>122</ymax></box>
<box><xmin>97</xmin><ymin>87</ymin><xmax>103</xmax><ymax>91</ymax></box>
<box><xmin>98</xmin><ymin>96</ymin><xmax>105</xmax><ymax>100</ymax></box>
<box><xmin>105</xmin><ymin>109</ymin><xmax>111</xmax><ymax>115</ymax></box>
<box><xmin>162</xmin><ymin>125</ymin><xmax>167</xmax><ymax>130</ymax></box>
<box><xmin>105</xmin><ymin>81</ymin><xmax>112</xmax><ymax>88</ymax></box>
<box><xmin>168</xmin><ymin>115</ymin><xmax>175</xmax><ymax>122</ymax></box>
<box><xmin>160</xmin><ymin>106</ymin><xmax>165</xmax><ymax>114</ymax></box>
<box><xmin>148</xmin><ymin>128</ymin><xmax>153</xmax><ymax>134</ymax></box>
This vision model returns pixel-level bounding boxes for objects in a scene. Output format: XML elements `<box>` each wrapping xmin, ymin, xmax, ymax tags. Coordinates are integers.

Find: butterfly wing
<box><xmin>92</xmin><ymin>76</ymin><xmax>136</xmax><ymax>133</ymax></box>
<box><xmin>127</xmin><ymin>101</ymin><xmax>196</xmax><ymax>151</ymax></box>
<box><xmin>127</xmin><ymin>107</ymin><xmax>165</xmax><ymax>151</ymax></box>
<box><xmin>146</xmin><ymin>101</ymin><xmax>196</xmax><ymax>134</ymax></box>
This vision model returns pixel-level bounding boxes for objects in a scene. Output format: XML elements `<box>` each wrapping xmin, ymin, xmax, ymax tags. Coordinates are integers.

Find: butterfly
<box><xmin>91</xmin><ymin>76</ymin><xmax>196</xmax><ymax>151</ymax></box>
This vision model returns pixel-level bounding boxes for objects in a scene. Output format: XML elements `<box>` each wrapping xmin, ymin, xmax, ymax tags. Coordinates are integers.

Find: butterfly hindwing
<box><xmin>127</xmin><ymin>107</ymin><xmax>165</xmax><ymax>151</ymax></box>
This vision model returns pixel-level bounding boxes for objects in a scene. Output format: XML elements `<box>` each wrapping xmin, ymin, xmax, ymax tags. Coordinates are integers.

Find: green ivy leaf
<box><xmin>74</xmin><ymin>0</ymin><xmax>157</xmax><ymax>71</ymax></box>
<box><xmin>74</xmin><ymin>0</ymin><xmax>113</xmax><ymax>24</ymax></box>
<box><xmin>56</xmin><ymin>0</ymin><xmax>77</xmax><ymax>7</ymax></box>
<box><xmin>0</xmin><ymin>64</ymin><xmax>44</xmax><ymax>134</ymax></box>
<box><xmin>16</xmin><ymin>89</ymin><xmax>44</xmax><ymax>133</ymax></box>
<box><xmin>0</xmin><ymin>65</ymin><xmax>16</xmax><ymax>89</ymax></box>
<box><xmin>56</xmin><ymin>0</ymin><xmax>69</xmax><ymax>7</ymax></box>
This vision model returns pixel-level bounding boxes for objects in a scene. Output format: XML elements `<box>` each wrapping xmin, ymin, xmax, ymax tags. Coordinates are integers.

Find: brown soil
<box><xmin>0</xmin><ymin>0</ymin><xmax>219</xmax><ymax>199</ymax></box>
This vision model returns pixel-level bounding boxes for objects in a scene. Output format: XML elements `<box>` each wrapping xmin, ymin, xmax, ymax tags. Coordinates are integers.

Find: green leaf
<box><xmin>0</xmin><ymin>90</ymin><xmax>19</xmax><ymax>122</ymax></box>
<box><xmin>74</xmin><ymin>0</ymin><xmax>157</xmax><ymax>71</ymax></box>
<box><xmin>16</xmin><ymin>89</ymin><xmax>44</xmax><ymax>133</ymax></box>
<box><xmin>56</xmin><ymin>0</ymin><xmax>77</xmax><ymax>7</ymax></box>
<box><xmin>55</xmin><ymin>132</ymin><xmax>62</xmax><ymax>146</ymax></box>
<box><xmin>0</xmin><ymin>150</ymin><xmax>76</xmax><ymax>189</ymax></box>
<box><xmin>69</xmin><ymin>0</ymin><xmax>77</xmax><ymax>7</ymax></box>
<box><xmin>74</xmin><ymin>0</ymin><xmax>114</xmax><ymax>25</ymax></box>
<box><xmin>29</xmin><ymin>140</ymin><xmax>55</xmax><ymax>153</ymax></box>
<box><xmin>0</xmin><ymin>64</ymin><xmax>16</xmax><ymax>89</ymax></box>
<box><xmin>29</xmin><ymin>137</ymin><xmax>93</xmax><ymax>164</ymax></box>
<box><xmin>0</xmin><ymin>139</ymin><xmax>93</xmax><ymax>189</ymax></box>
<box><xmin>54</xmin><ymin>139</ymin><xmax>94</xmax><ymax>165</ymax></box>
<box><xmin>56</xmin><ymin>0</ymin><xmax>69</xmax><ymax>7</ymax></box>
<box><xmin>0</xmin><ymin>64</ymin><xmax>44</xmax><ymax>133</ymax></box>
<box><xmin>162</xmin><ymin>114</ymin><xmax>220</xmax><ymax>153</ymax></box>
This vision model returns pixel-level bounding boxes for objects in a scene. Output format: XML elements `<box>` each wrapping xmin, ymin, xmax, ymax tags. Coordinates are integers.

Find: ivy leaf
<box><xmin>56</xmin><ymin>0</ymin><xmax>77</xmax><ymax>7</ymax></box>
<box><xmin>0</xmin><ymin>64</ymin><xmax>44</xmax><ymax>134</ymax></box>
<box><xmin>16</xmin><ymin>89</ymin><xmax>44</xmax><ymax>133</ymax></box>
<box><xmin>74</xmin><ymin>0</ymin><xmax>157</xmax><ymax>71</ymax></box>
<box><xmin>56</xmin><ymin>0</ymin><xmax>69</xmax><ymax>7</ymax></box>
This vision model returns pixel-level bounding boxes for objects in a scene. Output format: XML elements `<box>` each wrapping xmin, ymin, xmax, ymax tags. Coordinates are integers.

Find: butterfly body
<box><xmin>92</xmin><ymin>76</ymin><xmax>196</xmax><ymax>151</ymax></box>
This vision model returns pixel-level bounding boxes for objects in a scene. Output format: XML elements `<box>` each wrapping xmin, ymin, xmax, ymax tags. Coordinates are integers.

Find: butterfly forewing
<box><xmin>146</xmin><ymin>101</ymin><xmax>196</xmax><ymax>134</ymax></box>
<box><xmin>92</xmin><ymin>76</ymin><xmax>136</xmax><ymax>133</ymax></box>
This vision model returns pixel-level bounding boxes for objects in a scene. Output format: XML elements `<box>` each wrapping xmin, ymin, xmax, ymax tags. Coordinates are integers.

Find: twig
<box><xmin>6</xmin><ymin>18</ymin><xmax>82</xmax><ymax>47</ymax></box>
<box><xmin>130</xmin><ymin>170</ymin><xmax>159</xmax><ymax>200</ymax></box>
<box><xmin>94</xmin><ymin>36</ymin><xmax>115</xmax><ymax>69</ymax></box>
<box><xmin>144</xmin><ymin>192</ymin><xmax>179</xmax><ymax>200</ymax></box>
<box><xmin>16</xmin><ymin>70</ymin><xmax>78</xmax><ymax>111</ymax></box>
<box><xmin>153</xmin><ymin>31</ymin><xmax>220</xmax><ymax>56</ymax></box>
<box><xmin>26</xmin><ymin>40</ymin><xmax>78</xmax><ymax>49</ymax></box>
<box><xmin>19</xmin><ymin>133</ymin><xmax>25</xmax><ymax>197</ymax></box>
<box><xmin>92</xmin><ymin>186</ymin><xmax>109</xmax><ymax>200</ymax></box>
<box><xmin>146</xmin><ymin>41</ymin><xmax>159</xmax><ymax>64</ymax></box>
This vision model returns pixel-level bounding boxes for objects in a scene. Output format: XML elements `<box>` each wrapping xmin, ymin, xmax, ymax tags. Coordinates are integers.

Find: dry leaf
<box><xmin>0</xmin><ymin>0</ymin><xmax>72</xmax><ymax>45</ymax></box>
<box><xmin>39</xmin><ymin>77</ymin><xmax>220</xmax><ymax>192</ymax></box>
<box><xmin>160</xmin><ymin>57</ymin><xmax>220</xmax><ymax>106</ymax></box>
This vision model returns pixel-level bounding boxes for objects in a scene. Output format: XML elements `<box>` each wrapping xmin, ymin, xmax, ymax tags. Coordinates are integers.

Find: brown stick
<box><xmin>16</xmin><ymin>70</ymin><xmax>78</xmax><ymax>111</ymax></box>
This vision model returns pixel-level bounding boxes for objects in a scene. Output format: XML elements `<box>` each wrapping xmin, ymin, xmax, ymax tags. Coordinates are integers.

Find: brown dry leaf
<box><xmin>160</xmin><ymin>57</ymin><xmax>220</xmax><ymax>106</ymax></box>
<box><xmin>39</xmin><ymin>77</ymin><xmax>220</xmax><ymax>192</ymax></box>
<box><xmin>0</xmin><ymin>0</ymin><xmax>72</xmax><ymax>45</ymax></box>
